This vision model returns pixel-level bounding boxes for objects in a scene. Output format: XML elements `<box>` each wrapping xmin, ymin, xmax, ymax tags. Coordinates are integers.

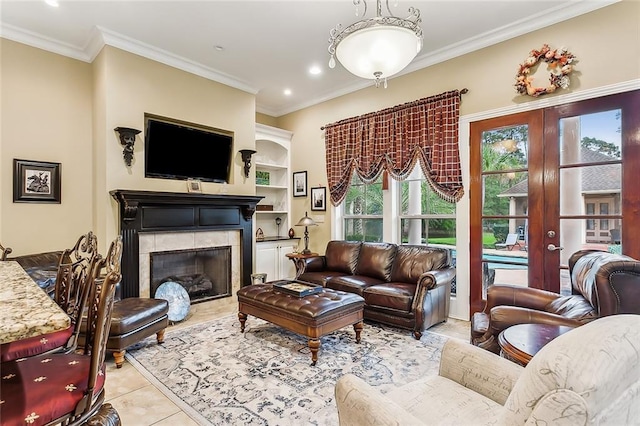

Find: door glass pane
<box><xmin>559</xmin><ymin>165</ymin><xmax>621</xmax><ymax>215</ymax></box>
<box><xmin>481</xmin><ymin>218</ymin><xmax>528</xmax><ymax>297</ymax></box>
<box><xmin>481</xmin><ymin>125</ymin><xmax>529</xmax><ymax>172</ymax></box>
<box><xmin>560</xmin><ymin>110</ymin><xmax>622</xmax><ymax>166</ymax></box>
<box><xmin>483</xmin><ymin>172</ymin><xmax>528</xmax><ymax>216</ymax></box>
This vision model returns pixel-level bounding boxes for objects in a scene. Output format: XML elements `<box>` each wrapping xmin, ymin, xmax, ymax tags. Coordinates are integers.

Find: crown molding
<box><xmin>269</xmin><ymin>0</ymin><xmax>621</xmax><ymax>117</ymax></box>
<box><xmin>0</xmin><ymin>23</ymin><xmax>92</xmax><ymax>62</ymax></box>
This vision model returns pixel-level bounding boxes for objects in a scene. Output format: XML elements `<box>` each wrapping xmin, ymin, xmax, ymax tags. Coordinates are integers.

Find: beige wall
<box><xmin>1</xmin><ymin>39</ymin><xmax>94</xmax><ymax>254</ymax></box>
<box><xmin>1</xmin><ymin>1</ymin><xmax>638</xmax><ymax>256</ymax></box>
<box><xmin>277</xmin><ymin>1</ymin><xmax>640</xmax><ymax>253</ymax></box>
<box><xmin>1</xmin><ymin>43</ymin><xmax>256</xmax><ymax>255</ymax></box>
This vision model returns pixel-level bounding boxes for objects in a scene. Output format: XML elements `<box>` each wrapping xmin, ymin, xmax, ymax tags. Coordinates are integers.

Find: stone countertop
<box><xmin>0</xmin><ymin>261</ymin><xmax>70</xmax><ymax>344</ymax></box>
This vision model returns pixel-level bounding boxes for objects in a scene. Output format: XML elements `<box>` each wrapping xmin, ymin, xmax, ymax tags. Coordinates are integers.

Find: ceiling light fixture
<box><xmin>309</xmin><ymin>65</ymin><xmax>322</xmax><ymax>75</ymax></box>
<box><xmin>44</xmin><ymin>0</ymin><xmax>59</xmax><ymax>7</ymax></box>
<box><xmin>284</xmin><ymin>89</ymin><xmax>292</xmax><ymax>96</ymax></box>
<box><xmin>328</xmin><ymin>0</ymin><xmax>423</xmax><ymax>88</ymax></box>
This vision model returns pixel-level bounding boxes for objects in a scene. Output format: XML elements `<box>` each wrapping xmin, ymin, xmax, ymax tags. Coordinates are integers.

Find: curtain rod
<box><xmin>321</xmin><ymin>88</ymin><xmax>469</xmax><ymax>131</ymax></box>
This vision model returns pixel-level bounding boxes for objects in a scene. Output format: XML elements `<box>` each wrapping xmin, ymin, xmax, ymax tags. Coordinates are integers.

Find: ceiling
<box><xmin>0</xmin><ymin>1</ymin><xmax>617</xmax><ymax>117</ymax></box>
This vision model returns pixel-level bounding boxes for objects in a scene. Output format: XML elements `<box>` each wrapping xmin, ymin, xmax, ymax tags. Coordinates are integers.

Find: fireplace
<box><xmin>150</xmin><ymin>246</ymin><xmax>231</xmax><ymax>304</ymax></box>
<box><xmin>111</xmin><ymin>190</ymin><xmax>262</xmax><ymax>299</ymax></box>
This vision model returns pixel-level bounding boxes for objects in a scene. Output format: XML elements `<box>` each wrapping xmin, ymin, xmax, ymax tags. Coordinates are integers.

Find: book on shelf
<box><xmin>272</xmin><ymin>280</ymin><xmax>323</xmax><ymax>297</ymax></box>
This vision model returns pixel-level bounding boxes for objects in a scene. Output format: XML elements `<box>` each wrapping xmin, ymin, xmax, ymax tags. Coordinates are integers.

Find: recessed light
<box><xmin>309</xmin><ymin>65</ymin><xmax>322</xmax><ymax>75</ymax></box>
<box><xmin>214</xmin><ymin>45</ymin><xmax>224</xmax><ymax>52</ymax></box>
<box><xmin>284</xmin><ymin>89</ymin><xmax>292</xmax><ymax>96</ymax></box>
<box><xmin>45</xmin><ymin>0</ymin><xmax>59</xmax><ymax>7</ymax></box>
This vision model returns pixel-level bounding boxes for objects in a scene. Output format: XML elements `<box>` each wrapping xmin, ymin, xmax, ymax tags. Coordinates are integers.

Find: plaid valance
<box><xmin>323</xmin><ymin>90</ymin><xmax>464</xmax><ymax>206</ymax></box>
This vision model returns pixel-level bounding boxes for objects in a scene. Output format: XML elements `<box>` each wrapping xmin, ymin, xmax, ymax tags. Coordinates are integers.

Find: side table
<box><xmin>285</xmin><ymin>252</ymin><xmax>319</xmax><ymax>279</ymax></box>
<box><xmin>498</xmin><ymin>323</ymin><xmax>575</xmax><ymax>366</ymax></box>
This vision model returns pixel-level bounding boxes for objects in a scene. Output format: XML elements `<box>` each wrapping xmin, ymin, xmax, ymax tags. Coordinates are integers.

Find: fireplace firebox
<box><xmin>150</xmin><ymin>246</ymin><xmax>231</xmax><ymax>304</ymax></box>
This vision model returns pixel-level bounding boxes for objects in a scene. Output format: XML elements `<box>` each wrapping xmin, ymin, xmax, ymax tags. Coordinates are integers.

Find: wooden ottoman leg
<box><xmin>156</xmin><ymin>329</ymin><xmax>166</xmax><ymax>344</ymax></box>
<box><xmin>353</xmin><ymin>321</ymin><xmax>363</xmax><ymax>344</ymax></box>
<box><xmin>238</xmin><ymin>312</ymin><xmax>248</xmax><ymax>332</ymax></box>
<box><xmin>113</xmin><ymin>350</ymin><xmax>126</xmax><ymax>369</ymax></box>
<box><xmin>308</xmin><ymin>338</ymin><xmax>321</xmax><ymax>366</ymax></box>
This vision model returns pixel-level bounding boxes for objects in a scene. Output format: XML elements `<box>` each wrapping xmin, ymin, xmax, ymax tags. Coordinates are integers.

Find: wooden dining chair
<box><xmin>0</xmin><ymin>242</ymin><xmax>12</xmax><ymax>260</ymax></box>
<box><xmin>0</xmin><ymin>231</ymin><xmax>99</xmax><ymax>362</ymax></box>
<box><xmin>0</xmin><ymin>236</ymin><xmax>122</xmax><ymax>426</ymax></box>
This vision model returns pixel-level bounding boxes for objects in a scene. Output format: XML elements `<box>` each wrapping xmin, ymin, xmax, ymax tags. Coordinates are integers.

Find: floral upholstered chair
<box><xmin>335</xmin><ymin>314</ymin><xmax>640</xmax><ymax>425</ymax></box>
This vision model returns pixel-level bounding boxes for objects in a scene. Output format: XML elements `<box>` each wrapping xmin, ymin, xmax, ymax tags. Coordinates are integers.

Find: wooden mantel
<box><xmin>110</xmin><ymin>190</ymin><xmax>262</xmax><ymax>299</ymax></box>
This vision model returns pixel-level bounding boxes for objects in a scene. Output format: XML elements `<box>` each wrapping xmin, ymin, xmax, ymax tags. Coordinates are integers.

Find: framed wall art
<box><xmin>13</xmin><ymin>159</ymin><xmax>61</xmax><ymax>203</ymax></box>
<box><xmin>292</xmin><ymin>171</ymin><xmax>307</xmax><ymax>197</ymax></box>
<box><xmin>311</xmin><ymin>186</ymin><xmax>326</xmax><ymax>211</ymax></box>
<box><xmin>186</xmin><ymin>179</ymin><xmax>202</xmax><ymax>193</ymax></box>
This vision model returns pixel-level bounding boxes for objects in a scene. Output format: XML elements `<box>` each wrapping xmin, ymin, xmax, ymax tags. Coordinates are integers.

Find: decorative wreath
<box><xmin>515</xmin><ymin>44</ymin><xmax>576</xmax><ymax>97</ymax></box>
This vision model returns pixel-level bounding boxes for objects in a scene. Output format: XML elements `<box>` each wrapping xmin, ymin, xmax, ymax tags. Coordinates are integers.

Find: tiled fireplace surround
<box><xmin>111</xmin><ymin>190</ymin><xmax>262</xmax><ymax>300</ymax></box>
<box><xmin>139</xmin><ymin>230</ymin><xmax>241</xmax><ymax>299</ymax></box>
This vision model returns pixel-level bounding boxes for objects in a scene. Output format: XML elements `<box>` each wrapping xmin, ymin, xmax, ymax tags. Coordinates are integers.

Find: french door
<box><xmin>469</xmin><ymin>90</ymin><xmax>640</xmax><ymax>315</ymax></box>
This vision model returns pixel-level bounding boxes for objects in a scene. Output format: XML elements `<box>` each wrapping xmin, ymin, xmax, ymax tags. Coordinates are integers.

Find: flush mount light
<box><xmin>309</xmin><ymin>65</ymin><xmax>322</xmax><ymax>75</ymax></box>
<box><xmin>284</xmin><ymin>89</ymin><xmax>292</xmax><ymax>96</ymax></box>
<box><xmin>328</xmin><ymin>0</ymin><xmax>423</xmax><ymax>88</ymax></box>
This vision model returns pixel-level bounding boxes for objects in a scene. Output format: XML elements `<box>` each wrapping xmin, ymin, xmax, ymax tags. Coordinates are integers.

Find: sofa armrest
<box><xmin>417</xmin><ymin>267</ymin><xmax>456</xmax><ymax>290</ymax></box>
<box><xmin>485</xmin><ymin>284</ymin><xmax>561</xmax><ymax>312</ymax></box>
<box><xmin>439</xmin><ymin>339</ymin><xmax>523</xmax><ymax>405</ymax></box>
<box><xmin>335</xmin><ymin>374</ymin><xmax>425</xmax><ymax>426</ymax></box>
<box><xmin>295</xmin><ymin>255</ymin><xmax>326</xmax><ymax>275</ymax></box>
<box><xmin>488</xmin><ymin>306</ymin><xmax>582</xmax><ymax>335</ymax></box>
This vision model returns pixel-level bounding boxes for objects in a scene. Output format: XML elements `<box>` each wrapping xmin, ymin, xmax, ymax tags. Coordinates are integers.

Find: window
<box><xmin>342</xmin><ymin>174</ymin><xmax>383</xmax><ymax>242</ymax></box>
<box><xmin>399</xmin><ymin>166</ymin><xmax>457</xmax><ymax>246</ymax></box>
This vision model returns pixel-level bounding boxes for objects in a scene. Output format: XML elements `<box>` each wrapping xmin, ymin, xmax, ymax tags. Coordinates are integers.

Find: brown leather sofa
<box><xmin>294</xmin><ymin>241</ymin><xmax>456</xmax><ymax>339</ymax></box>
<box><xmin>471</xmin><ymin>249</ymin><xmax>640</xmax><ymax>354</ymax></box>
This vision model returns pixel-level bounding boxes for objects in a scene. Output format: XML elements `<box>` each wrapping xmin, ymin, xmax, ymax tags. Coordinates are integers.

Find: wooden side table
<box><xmin>285</xmin><ymin>252</ymin><xmax>319</xmax><ymax>279</ymax></box>
<box><xmin>498</xmin><ymin>323</ymin><xmax>575</xmax><ymax>366</ymax></box>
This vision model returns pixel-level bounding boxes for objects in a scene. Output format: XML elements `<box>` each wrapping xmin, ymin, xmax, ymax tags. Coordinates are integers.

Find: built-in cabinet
<box><xmin>254</xmin><ymin>124</ymin><xmax>300</xmax><ymax>281</ymax></box>
<box><xmin>255</xmin><ymin>239</ymin><xmax>299</xmax><ymax>281</ymax></box>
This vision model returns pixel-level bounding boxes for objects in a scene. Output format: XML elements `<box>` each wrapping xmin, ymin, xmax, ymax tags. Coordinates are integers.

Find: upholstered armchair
<box><xmin>471</xmin><ymin>249</ymin><xmax>640</xmax><ymax>354</ymax></box>
<box><xmin>335</xmin><ymin>315</ymin><xmax>640</xmax><ymax>425</ymax></box>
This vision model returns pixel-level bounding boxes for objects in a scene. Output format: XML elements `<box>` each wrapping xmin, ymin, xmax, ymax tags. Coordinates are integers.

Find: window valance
<box><xmin>323</xmin><ymin>89</ymin><xmax>464</xmax><ymax>206</ymax></box>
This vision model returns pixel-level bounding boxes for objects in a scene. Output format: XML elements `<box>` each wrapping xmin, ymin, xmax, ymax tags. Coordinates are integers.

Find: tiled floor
<box><xmin>104</xmin><ymin>299</ymin><xmax>470</xmax><ymax>425</ymax></box>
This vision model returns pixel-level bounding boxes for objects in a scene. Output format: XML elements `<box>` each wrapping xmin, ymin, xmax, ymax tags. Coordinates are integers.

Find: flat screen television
<box><xmin>144</xmin><ymin>114</ymin><xmax>233</xmax><ymax>183</ymax></box>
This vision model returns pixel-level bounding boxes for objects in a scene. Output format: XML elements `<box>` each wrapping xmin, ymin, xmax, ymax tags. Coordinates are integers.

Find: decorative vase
<box><xmin>288</xmin><ymin>228</ymin><xmax>295</xmax><ymax>238</ymax></box>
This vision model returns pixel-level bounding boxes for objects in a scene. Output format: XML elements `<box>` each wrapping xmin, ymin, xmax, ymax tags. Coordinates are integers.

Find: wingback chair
<box><xmin>471</xmin><ymin>249</ymin><xmax>640</xmax><ymax>354</ymax></box>
<box><xmin>335</xmin><ymin>314</ymin><xmax>640</xmax><ymax>425</ymax></box>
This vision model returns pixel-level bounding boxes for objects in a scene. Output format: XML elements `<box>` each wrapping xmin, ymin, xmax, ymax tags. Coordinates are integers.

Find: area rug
<box><xmin>125</xmin><ymin>314</ymin><xmax>448</xmax><ymax>426</ymax></box>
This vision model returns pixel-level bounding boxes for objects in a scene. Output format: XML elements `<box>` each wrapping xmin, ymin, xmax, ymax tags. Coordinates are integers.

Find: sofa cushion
<box><xmin>297</xmin><ymin>270</ymin><xmax>348</xmax><ymax>287</ymax></box>
<box><xmin>325</xmin><ymin>241</ymin><xmax>361</xmax><ymax>275</ymax></box>
<box><xmin>363</xmin><ymin>282</ymin><xmax>416</xmax><ymax>312</ymax></box>
<box><xmin>326</xmin><ymin>275</ymin><xmax>385</xmax><ymax>296</ymax></box>
<box><xmin>355</xmin><ymin>243</ymin><xmax>397</xmax><ymax>281</ymax></box>
<box><xmin>391</xmin><ymin>246</ymin><xmax>448</xmax><ymax>283</ymax></box>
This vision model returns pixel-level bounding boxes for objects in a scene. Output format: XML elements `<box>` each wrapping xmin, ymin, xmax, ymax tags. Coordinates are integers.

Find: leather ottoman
<box><xmin>237</xmin><ymin>283</ymin><xmax>364</xmax><ymax>365</ymax></box>
<box><xmin>108</xmin><ymin>298</ymin><xmax>169</xmax><ymax>368</ymax></box>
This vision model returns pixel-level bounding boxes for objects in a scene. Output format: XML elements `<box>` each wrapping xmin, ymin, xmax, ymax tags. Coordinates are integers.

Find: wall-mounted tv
<box><xmin>144</xmin><ymin>114</ymin><xmax>233</xmax><ymax>184</ymax></box>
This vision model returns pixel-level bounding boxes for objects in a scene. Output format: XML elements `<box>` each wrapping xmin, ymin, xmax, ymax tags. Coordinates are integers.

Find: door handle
<box><xmin>547</xmin><ymin>244</ymin><xmax>564</xmax><ymax>251</ymax></box>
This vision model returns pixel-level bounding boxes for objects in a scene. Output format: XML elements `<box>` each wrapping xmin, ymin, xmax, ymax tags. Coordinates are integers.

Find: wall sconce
<box><xmin>239</xmin><ymin>149</ymin><xmax>257</xmax><ymax>178</ymax></box>
<box><xmin>114</xmin><ymin>127</ymin><xmax>141</xmax><ymax>167</ymax></box>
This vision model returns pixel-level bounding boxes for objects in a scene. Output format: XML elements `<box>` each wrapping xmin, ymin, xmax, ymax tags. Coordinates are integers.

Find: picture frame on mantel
<box><xmin>311</xmin><ymin>186</ymin><xmax>326</xmax><ymax>211</ymax></box>
<box><xmin>13</xmin><ymin>159</ymin><xmax>61</xmax><ymax>203</ymax></box>
<box><xmin>292</xmin><ymin>171</ymin><xmax>307</xmax><ymax>197</ymax></box>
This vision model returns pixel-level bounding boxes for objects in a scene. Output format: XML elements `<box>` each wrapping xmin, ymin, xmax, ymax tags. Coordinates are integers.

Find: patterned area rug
<box><xmin>126</xmin><ymin>314</ymin><xmax>448</xmax><ymax>426</ymax></box>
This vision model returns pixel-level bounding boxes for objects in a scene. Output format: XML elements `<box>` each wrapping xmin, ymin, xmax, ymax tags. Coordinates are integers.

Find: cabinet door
<box><xmin>255</xmin><ymin>244</ymin><xmax>277</xmax><ymax>283</ymax></box>
<box><xmin>278</xmin><ymin>242</ymin><xmax>298</xmax><ymax>280</ymax></box>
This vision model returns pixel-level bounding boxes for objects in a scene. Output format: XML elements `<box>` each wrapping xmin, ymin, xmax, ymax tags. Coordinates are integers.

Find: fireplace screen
<box><xmin>150</xmin><ymin>246</ymin><xmax>231</xmax><ymax>304</ymax></box>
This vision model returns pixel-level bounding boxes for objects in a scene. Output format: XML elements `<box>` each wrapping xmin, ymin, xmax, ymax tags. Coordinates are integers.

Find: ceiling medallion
<box><xmin>515</xmin><ymin>44</ymin><xmax>577</xmax><ymax>98</ymax></box>
<box><xmin>328</xmin><ymin>0</ymin><xmax>423</xmax><ymax>88</ymax></box>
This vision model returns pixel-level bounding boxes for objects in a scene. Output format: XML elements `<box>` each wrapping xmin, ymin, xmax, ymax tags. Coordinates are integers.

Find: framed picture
<box><xmin>186</xmin><ymin>179</ymin><xmax>202</xmax><ymax>193</ymax></box>
<box><xmin>13</xmin><ymin>159</ymin><xmax>61</xmax><ymax>203</ymax></box>
<box><xmin>311</xmin><ymin>186</ymin><xmax>327</xmax><ymax>211</ymax></box>
<box><xmin>292</xmin><ymin>171</ymin><xmax>307</xmax><ymax>197</ymax></box>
